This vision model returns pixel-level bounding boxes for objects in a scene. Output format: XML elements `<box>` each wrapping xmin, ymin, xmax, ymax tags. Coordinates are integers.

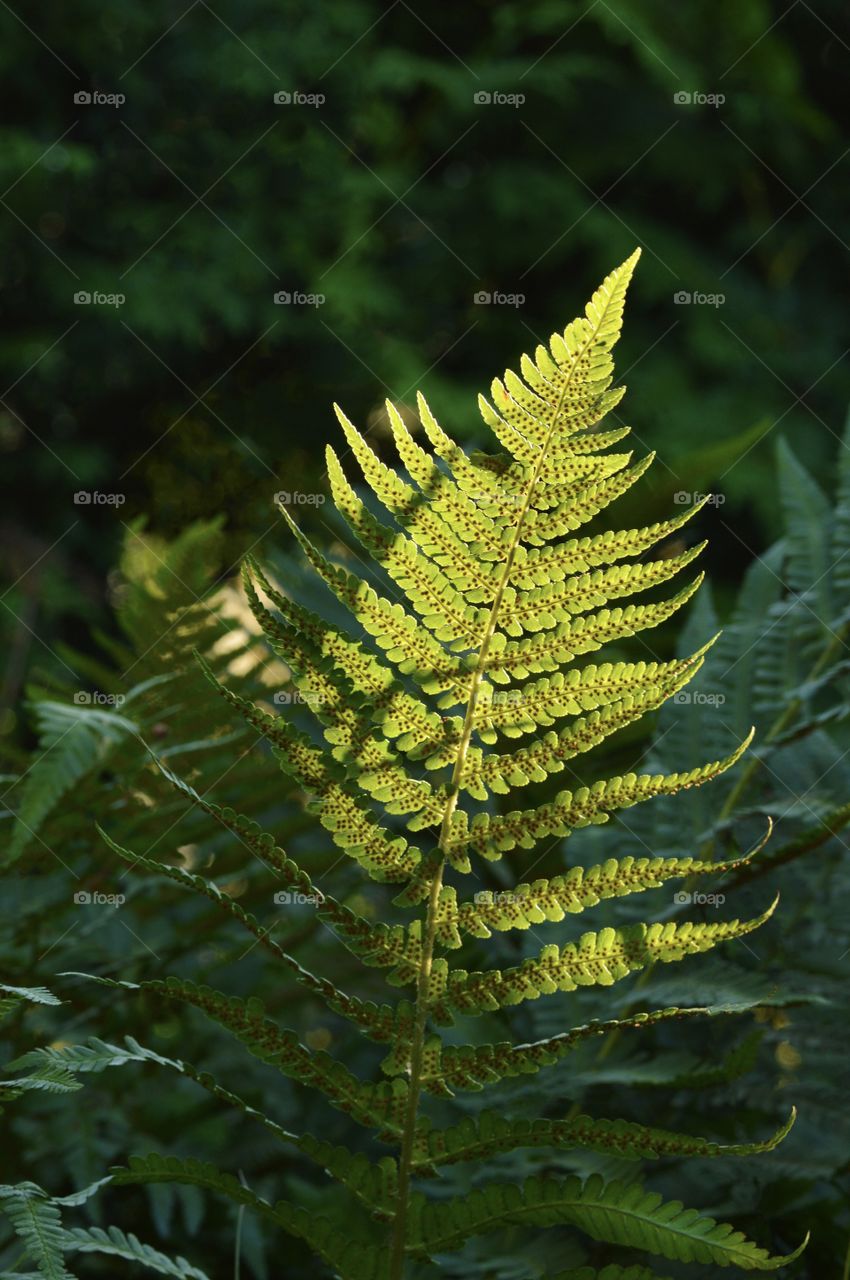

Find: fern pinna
<box><xmin>66</xmin><ymin>251</ymin><xmax>805</xmax><ymax>1278</ymax></box>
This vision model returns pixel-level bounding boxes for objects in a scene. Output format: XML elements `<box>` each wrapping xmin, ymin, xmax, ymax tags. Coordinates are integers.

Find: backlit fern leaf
<box><xmin>74</xmin><ymin>251</ymin><xmax>805</xmax><ymax>1277</ymax></box>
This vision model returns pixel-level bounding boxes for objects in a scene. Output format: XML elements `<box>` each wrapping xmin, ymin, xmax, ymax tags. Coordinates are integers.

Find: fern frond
<box><xmin>466</xmin><ymin>645</ymin><xmax>712</xmax><ymax>744</ymax></box>
<box><xmin>518</xmin><ymin>451</ymin><xmax>657</xmax><ymax>538</ymax></box>
<box><xmin>7</xmin><ymin>1035</ymin><xmax>396</xmax><ymax>1220</ymax></box>
<box><xmin>493</xmin><ymin>541</ymin><xmax>706</xmax><ymax>639</ymax></box>
<box><xmin>441</xmin><ymin>732</ymin><xmax>754</xmax><ymax>863</ymax></box>
<box><xmin>0</xmin><ymin>984</ymin><xmax>61</xmax><ymax>1022</ymax></box>
<box><xmin>0</xmin><ymin>1183</ymin><xmax>72</xmax><ymax>1280</ymax></box>
<box><xmin>433</xmin><ymin>1003</ymin><xmax>758</xmax><ymax>1092</ymax></box>
<box><xmin>64</xmin><ymin>974</ymin><xmax>408</xmax><ymax>1137</ymax></box>
<box><xmin>280</xmin><ymin>506</ymin><xmax>465</xmax><ymax>695</ymax></box>
<box><xmin>483</xmin><ymin>575</ymin><xmax>704</xmax><ymax>683</ymax></box>
<box><xmin>433</xmin><ymin>896</ymin><xmax>777</xmax><ymax>1019</ymax></box>
<box><xmin>96</xmin><ymin>823</ymin><xmax>409</xmax><ymax>1041</ymax></box>
<box><xmin>243</xmin><ymin>556</ymin><xmax>450</xmax><ymax>753</ymax></box>
<box><xmin>110</xmin><ymin>1158</ymin><xmax>388</xmax><ymax>1280</ymax></box>
<box><xmin>506</xmin><ymin>498</ymin><xmax>708</xmax><ymax>589</ymax></box>
<box><xmin>6</xmin><ymin>701</ymin><xmax>138</xmax><ymax>864</ymax></box>
<box><xmin>63</xmin><ymin>1226</ymin><xmax>209</xmax><ymax>1278</ymax></box>
<box><xmin>406</xmin><ymin>1174</ymin><xmax>807</xmax><ymax>1268</ymax></box>
<box><xmin>237</xmin><ymin>570</ymin><xmax>436</xmax><ymax>815</ymax></box>
<box><xmin>326</xmin><ymin>426</ymin><xmax>497</xmax><ymax>614</ymax></box>
<box><xmin>412</xmin><ymin>1106</ymin><xmax>795</xmax><ymax>1168</ymax></box>
<box><xmin>435</xmin><ymin>839</ymin><xmax>763</xmax><ymax>944</ymax></box>
<box><xmin>383</xmin><ymin>400</ymin><xmax>506</xmax><ymax>557</ymax></box>
<box><xmin>78</xmin><ymin>251</ymin><xmax>805</xmax><ymax>1278</ymax></box>
<box><xmin>193</xmin><ymin>654</ymin><xmax>424</xmax><ymax>880</ymax></box>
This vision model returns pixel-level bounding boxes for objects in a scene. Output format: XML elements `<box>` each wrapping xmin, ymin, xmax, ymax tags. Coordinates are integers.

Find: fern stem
<box><xmin>387</xmin><ymin>368</ymin><xmax>577</xmax><ymax>1279</ymax></box>
<box><xmin>387</xmin><ymin>854</ymin><xmax>445</xmax><ymax>1280</ymax></box>
<box><xmin>234</xmin><ymin>1171</ymin><xmax>249</xmax><ymax>1280</ymax></box>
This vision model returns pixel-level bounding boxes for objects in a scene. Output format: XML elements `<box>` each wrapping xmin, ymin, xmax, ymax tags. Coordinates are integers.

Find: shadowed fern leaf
<box><xmin>0</xmin><ymin>1183</ymin><xmax>70</xmax><ymax>1280</ymax></box>
<box><xmin>0</xmin><ymin>1178</ymin><xmax>212</xmax><ymax>1279</ymax></box>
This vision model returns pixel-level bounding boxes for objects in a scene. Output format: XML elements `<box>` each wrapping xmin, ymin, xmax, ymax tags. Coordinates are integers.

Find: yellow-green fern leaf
<box><xmin>434</xmin><ymin>897</ymin><xmax>777</xmax><ymax>1019</ymax></box>
<box><xmin>435</xmin><ymin>834</ymin><xmax>766</xmax><ymax>944</ymax></box>
<box><xmin>93</xmin><ymin>251</ymin><xmax>805</xmax><ymax>1279</ymax></box>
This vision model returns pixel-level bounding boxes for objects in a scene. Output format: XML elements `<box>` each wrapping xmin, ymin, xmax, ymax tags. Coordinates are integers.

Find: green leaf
<box><xmin>0</xmin><ymin>985</ymin><xmax>61</xmax><ymax>1024</ymax></box>
<box><xmin>435</xmin><ymin>897</ymin><xmax>777</xmax><ymax>1020</ymax></box>
<box><xmin>407</xmin><ymin>1174</ymin><xmax>808</xmax><ymax>1269</ymax></box>
<box><xmin>0</xmin><ymin>1184</ymin><xmax>74</xmax><ymax>1280</ymax></box>
<box><xmin>5</xmin><ymin>701</ymin><xmax>138</xmax><ymax>864</ymax></box>
<box><xmin>110</xmin><ymin>1159</ymin><xmax>388</xmax><ymax>1280</ymax></box>
<box><xmin>62</xmin><ymin>1225</ymin><xmax>209</xmax><ymax>1278</ymax></box>
<box><xmin>414</xmin><ymin>1107</ymin><xmax>796</xmax><ymax>1168</ymax></box>
<box><xmin>61</xmin><ymin>974</ymin><xmax>407</xmax><ymax>1137</ymax></box>
<box><xmin>433</xmin><ymin>1003</ymin><xmax>758</xmax><ymax>1092</ymax></box>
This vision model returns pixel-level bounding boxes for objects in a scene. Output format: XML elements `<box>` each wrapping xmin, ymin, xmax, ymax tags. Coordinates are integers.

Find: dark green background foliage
<box><xmin>2</xmin><ymin>0</ymin><xmax>849</xmax><ymax>725</ymax></box>
<box><xmin>2</xmin><ymin>3</ymin><xmax>850</xmax><ymax>1278</ymax></box>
